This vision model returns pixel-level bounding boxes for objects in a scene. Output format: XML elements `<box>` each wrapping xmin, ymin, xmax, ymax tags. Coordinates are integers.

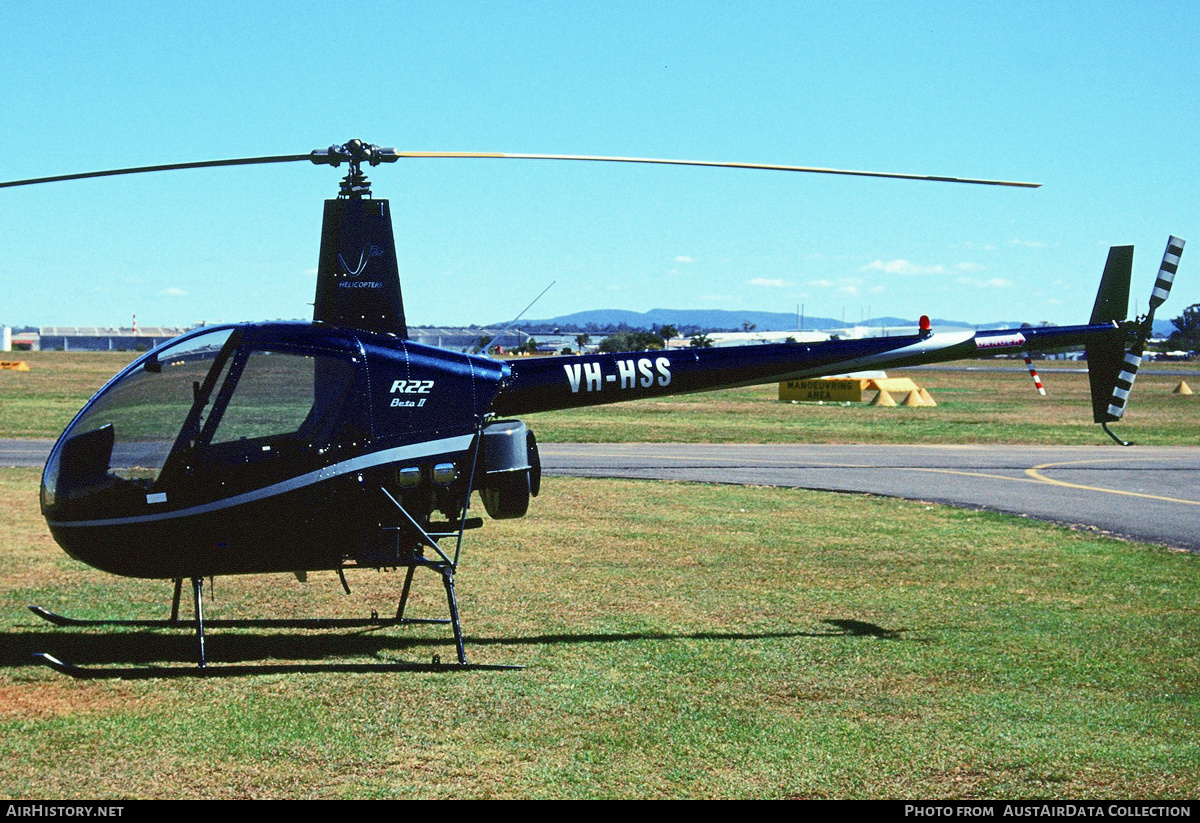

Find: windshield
<box><xmin>43</xmin><ymin>327</ymin><xmax>359</xmax><ymax>514</ymax></box>
<box><xmin>43</xmin><ymin>328</ymin><xmax>236</xmax><ymax>508</ymax></box>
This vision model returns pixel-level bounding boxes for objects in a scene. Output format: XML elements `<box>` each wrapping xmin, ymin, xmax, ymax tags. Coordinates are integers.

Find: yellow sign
<box><xmin>779</xmin><ymin>378</ymin><xmax>865</xmax><ymax>402</ymax></box>
<box><xmin>0</xmin><ymin>361</ymin><xmax>30</xmax><ymax>371</ymax></box>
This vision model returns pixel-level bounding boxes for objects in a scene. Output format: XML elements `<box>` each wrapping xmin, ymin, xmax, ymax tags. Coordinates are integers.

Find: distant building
<box><xmin>407</xmin><ymin>327</ymin><xmax>581</xmax><ymax>353</ymax></box>
<box><xmin>35</xmin><ymin>326</ymin><xmax>190</xmax><ymax>352</ymax></box>
<box><xmin>10</xmin><ymin>331</ymin><xmax>39</xmax><ymax>350</ymax></box>
<box><xmin>668</xmin><ymin>330</ymin><xmax>832</xmax><ymax>348</ymax></box>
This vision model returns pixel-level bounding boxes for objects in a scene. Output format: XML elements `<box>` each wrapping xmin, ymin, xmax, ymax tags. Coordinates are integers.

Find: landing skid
<box><xmin>31</xmin><ymin>562</ymin><xmax>521</xmax><ymax>677</ymax></box>
<box><xmin>34</xmin><ymin>653</ymin><xmax>522</xmax><ymax>680</ymax></box>
<box><xmin>29</xmin><ymin>605</ymin><xmax>448</xmax><ymax>630</ymax></box>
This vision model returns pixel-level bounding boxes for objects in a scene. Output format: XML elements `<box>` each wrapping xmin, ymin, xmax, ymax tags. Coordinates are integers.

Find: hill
<box><xmin>505</xmin><ymin>307</ymin><xmax>995</xmax><ymax>333</ymax></box>
<box><xmin>496</xmin><ymin>308</ymin><xmax>1177</xmax><ymax>337</ymax></box>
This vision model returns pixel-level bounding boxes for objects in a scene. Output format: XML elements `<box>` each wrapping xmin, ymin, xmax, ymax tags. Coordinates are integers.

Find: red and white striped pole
<box><xmin>1023</xmin><ymin>353</ymin><xmax>1046</xmax><ymax>396</ymax></box>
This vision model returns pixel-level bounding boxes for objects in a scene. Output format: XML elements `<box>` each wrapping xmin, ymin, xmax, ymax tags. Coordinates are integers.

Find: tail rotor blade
<box><xmin>1106</xmin><ymin>343</ymin><xmax>1144</xmax><ymax>421</ymax></box>
<box><xmin>1150</xmin><ymin>236</ymin><xmax>1184</xmax><ymax>312</ymax></box>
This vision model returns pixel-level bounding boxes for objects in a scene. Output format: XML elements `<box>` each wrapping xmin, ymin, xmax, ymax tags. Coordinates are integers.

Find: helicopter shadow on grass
<box><xmin>468</xmin><ymin>618</ymin><xmax>909</xmax><ymax>648</ymax></box>
<box><xmin>0</xmin><ymin>618</ymin><xmax>908</xmax><ymax>676</ymax></box>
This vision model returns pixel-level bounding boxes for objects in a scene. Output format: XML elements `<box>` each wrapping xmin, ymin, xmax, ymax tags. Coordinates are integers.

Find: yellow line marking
<box><xmin>1025</xmin><ymin>456</ymin><xmax>1200</xmax><ymax>506</ymax></box>
<box><xmin>912</xmin><ymin>468</ymin><xmax>1046</xmax><ymax>484</ymax></box>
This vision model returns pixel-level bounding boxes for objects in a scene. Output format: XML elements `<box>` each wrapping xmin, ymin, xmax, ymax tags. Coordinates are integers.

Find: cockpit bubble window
<box><xmin>208</xmin><ymin>350</ymin><xmax>352</xmax><ymax>445</ymax></box>
<box><xmin>42</xmin><ymin>327</ymin><xmax>235</xmax><ymax>507</ymax></box>
<box><xmin>43</xmin><ymin>331</ymin><xmax>360</xmax><ymax>513</ymax></box>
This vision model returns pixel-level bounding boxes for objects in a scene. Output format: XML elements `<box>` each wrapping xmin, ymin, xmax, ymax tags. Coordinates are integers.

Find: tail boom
<box><xmin>492</xmin><ymin>323</ymin><xmax>1115</xmax><ymax>417</ymax></box>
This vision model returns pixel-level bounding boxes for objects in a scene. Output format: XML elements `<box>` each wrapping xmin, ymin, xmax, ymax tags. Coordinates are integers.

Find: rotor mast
<box><xmin>310</xmin><ymin>141</ymin><xmax>409</xmax><ymax>336</ymax></box>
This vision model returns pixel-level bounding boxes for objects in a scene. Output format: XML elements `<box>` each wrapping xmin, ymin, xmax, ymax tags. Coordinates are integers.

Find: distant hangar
<box><xmin>14</xmin><ymin>326</ymin><xmax>189</xmax><ymax>351</ymax></box>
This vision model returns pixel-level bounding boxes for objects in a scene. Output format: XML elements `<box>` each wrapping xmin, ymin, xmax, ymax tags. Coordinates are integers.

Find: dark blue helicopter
<box><xmin>5</xmin><ymin>141</ymin><xmax>1183</xmax><ymax>675</ymax></box>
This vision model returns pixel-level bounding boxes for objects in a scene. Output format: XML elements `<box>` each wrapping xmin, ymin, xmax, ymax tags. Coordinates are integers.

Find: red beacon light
<box><xmin>919</xmin><ymin>315</ymin><xmax>932</xmax><ymax>338</ymax></box>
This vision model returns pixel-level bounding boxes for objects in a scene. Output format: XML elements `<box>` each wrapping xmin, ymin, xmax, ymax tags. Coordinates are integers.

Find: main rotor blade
<box><xmin>391</xmin><ymin>151</ymin><xmax>1042</xmax><ymax>188</ymax></box>
<box><xmin>0</xmin><ymin>143</ymin><xmax>1041</xmax><ymax>189</ymax></box>
<box><xmin>0</xmin><ymin>153</ymin><xmax>314</xmax><ymax>189</ymax></box>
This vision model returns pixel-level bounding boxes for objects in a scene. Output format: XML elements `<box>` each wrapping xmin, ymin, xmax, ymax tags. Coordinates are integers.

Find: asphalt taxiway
<box><xmin>540</xmin><ymin>443</ymin><xmax>1200</xmax><ymax>552</ymax></box>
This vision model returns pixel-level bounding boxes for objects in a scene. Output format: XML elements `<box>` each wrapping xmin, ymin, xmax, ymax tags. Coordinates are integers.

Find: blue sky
<box><xmin>1</xmin><ymin>1</ymin><xmax>1196</xmax><ymax>330</ymax></box>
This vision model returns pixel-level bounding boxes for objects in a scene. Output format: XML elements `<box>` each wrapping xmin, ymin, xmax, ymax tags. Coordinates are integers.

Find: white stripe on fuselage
<box><xmin>48</xmin><ymin>433</ymin><xmax>476</xmax><ymax>529</ymax></box>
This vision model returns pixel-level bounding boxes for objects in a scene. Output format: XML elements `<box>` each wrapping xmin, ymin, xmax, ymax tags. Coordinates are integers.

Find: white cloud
<box><xmin>159</xmin><ymin>287</ymin><xmax>188</xmax><ymax>296</ymax></box>
<box><xmin>674</xmin><ymin>255</ymin><xmax>696</xmax><ymax>264</ymax></box>
<box><xmin>808</xmin><ymin>277</ymin><xmax>869</xmax><ymax>297</ymax></box>
<box><xmin>860</xmin><ymin>259</ymin><xmax>949</xmax><ymax>275</ymax></box>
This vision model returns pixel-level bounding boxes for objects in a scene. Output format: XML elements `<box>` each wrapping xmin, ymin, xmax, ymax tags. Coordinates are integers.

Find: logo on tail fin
<box><xmin>337</xmin><ymin>244</ymin><xmax>384</xmax><ymax>277</ymax></box>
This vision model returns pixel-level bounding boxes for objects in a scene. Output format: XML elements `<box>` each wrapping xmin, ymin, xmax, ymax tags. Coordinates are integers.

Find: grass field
<box><xmin>524</xmin><ymin>362</ymin><xmax>1200</xmax><ymax>446</ymax></box>
<box><xmin>1</xmin><ymin>468</ymin><xmax>1197</xmax><ymax>799</ymax></box>
<box><xmin>1</xmin><ymin>350</ymin><xmax>1197</xmax><ymax>444</ymax></box>
<box><xmin>1</xmin><ymin>350</ymin><xmax>1197</xmax><ymax>798</ymax></box>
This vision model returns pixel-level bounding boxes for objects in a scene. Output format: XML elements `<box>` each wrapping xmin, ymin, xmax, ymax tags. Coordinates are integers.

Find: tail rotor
<box><xmin>1094</xmin><ymin>236</ymin><xmax>1185</xmax><ymax>444</ymax></box>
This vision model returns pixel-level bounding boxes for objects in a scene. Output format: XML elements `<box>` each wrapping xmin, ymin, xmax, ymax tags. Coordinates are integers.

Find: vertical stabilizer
<box><xmin>1089</xmin><ymin>245</ymin><xmax>1133</xmax><ymax>325</ymax></box>
<box><xmin>1086</xmin><ymin>245</ymin><xmax>1133</xmax><ymax>423</ymax></box>
<box><xmin>313</xmin><ymin>198</ymin><xmax>408</xmax><ymax>337</ymax></box>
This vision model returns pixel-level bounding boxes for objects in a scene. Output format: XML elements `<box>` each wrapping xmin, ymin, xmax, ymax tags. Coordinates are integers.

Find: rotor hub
<box><xmin>308</xmin><ymin>140</ymin><xmax>401</xmax><ymax>199</ymax></box>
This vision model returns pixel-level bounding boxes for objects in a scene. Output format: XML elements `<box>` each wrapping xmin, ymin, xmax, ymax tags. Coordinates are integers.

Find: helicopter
<box><xmin>3</xmin><ymin>140</ymin><xmax>1183</xmax><ymax>677</ymax></box>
